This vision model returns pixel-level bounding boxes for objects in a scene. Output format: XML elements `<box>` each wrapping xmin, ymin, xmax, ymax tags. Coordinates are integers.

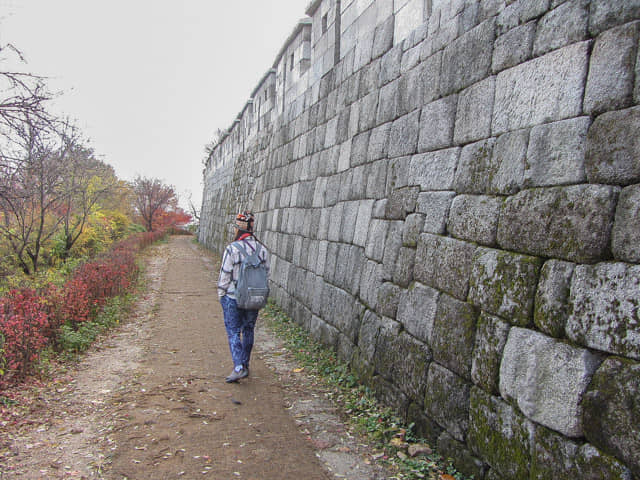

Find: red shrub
<box><xmin>0</xmin><ymin>289</ymin><xmax>50</xmax><ymax>380</ymax></box>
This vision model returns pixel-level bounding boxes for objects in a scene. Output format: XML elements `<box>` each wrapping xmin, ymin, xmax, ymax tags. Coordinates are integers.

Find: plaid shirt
<box><xmin>217</xmin><ymin>236</ymin><xmax>270</xmax><ymax>298</ymax></box>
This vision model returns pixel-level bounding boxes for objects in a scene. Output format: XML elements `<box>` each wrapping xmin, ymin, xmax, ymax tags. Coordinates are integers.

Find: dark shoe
<box><xmin>240</xmin><ymin>366</ymin><xmax>249</xmax><ymax>379</ymax></box>
<box><xmin>225</xmin><ymin>368</ymin><xmax>245</xmax><ymax>383</ymax></box>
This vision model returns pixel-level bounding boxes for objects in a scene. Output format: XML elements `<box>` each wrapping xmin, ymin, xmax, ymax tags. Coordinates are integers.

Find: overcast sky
<box><xmin>1</xmin><ymin>0</ymin><xmax>309</xmax><ymax>212</ymax></box>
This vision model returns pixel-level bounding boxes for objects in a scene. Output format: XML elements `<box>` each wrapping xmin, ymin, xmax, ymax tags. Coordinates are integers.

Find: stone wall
<box><xmin>199</xmin><ymin>1</ymin><xmax>640</xmax><ymax>478</ymax></box>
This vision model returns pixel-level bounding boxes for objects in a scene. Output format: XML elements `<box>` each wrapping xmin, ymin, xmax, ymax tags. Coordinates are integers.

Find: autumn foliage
<box><xmin>0</xmin><ymin>230</ymin><xmax>166</xmax><ymax>386</ymax></box>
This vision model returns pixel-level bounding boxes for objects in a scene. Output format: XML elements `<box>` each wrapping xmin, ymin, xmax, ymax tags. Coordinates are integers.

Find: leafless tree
<box><xmin>132</xmin><ymin>176</ymin><xmax>176</xmax><ymax>232</ymax></box>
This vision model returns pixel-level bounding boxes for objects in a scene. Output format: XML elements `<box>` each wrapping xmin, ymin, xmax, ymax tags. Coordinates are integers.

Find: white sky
<box><xmin>1</xmin><ymin>0</ymin><xmax>309</xmax><ymax>212</ymax></box>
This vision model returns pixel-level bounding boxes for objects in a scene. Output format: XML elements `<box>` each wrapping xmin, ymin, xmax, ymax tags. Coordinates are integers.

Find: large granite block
<box><xmin>583</xmin><ymin>357</ymin><xmax>640</xmax><ymax>478</ymax></box>
<box><xmin>415</xmin><ymin>233</ymin><xmax>477</xmax><ymax>301</ymax></box>
<box><xmin>492</xmin><ymin>41</ymin><xmax>589</xmax><ymax>135</ymax></box>
<box><xmin>393</xmin><ymin>246</ymin><xmax>415</xmax><ymax>288</ymax></box>
<box><xmin>385</xmin><ymin>186</ymin><xmax>419</xmax><ymax>220</ymax></box>
<box><xmin>453</xmin><ymin>138</ymin><xmax>496</xmax><ymax>194</ymax></box>
<box><xmin>381</xmin><ymin>220</ymin><xmax>404</xmax><ymax>280</ymax></box>
<box><xmin>387</xmin><ymin>110</ymin><xmax>420</xmax><ymax>158</ymax></box>
<box><xmin>365</xmin><ymin>159</ymin><xmax>389</xmax><ymax>199</ymax></box>
<box><xmin>358</xmin><ymin>91</ymin><xmax>379</xmax><ymax>133</ymax></box>
<box><xmin>441</xmin><ymin>19</ymin><xmax>495</xmax><ymax>95</ymax></box>
<box><xmin>448</xmin><ymin>194</ymin><xmax>503</xmax><ymax>246</ymax></box>
<box><xmin>431</xmin><ymin>293</ymin><xmax>479</xmax><ymax>380</ymax></box>
<box><xmin>454</xmin><ymin>76</ymin><xmax>496</xmax><ymax>145</ymax></box>
<box><xmin>376</xmin><ymin>331</ymin><xmax>431</xmax><ymax>400</ymax></box>
<box><xmin>372</xmin><ymin>14</ymin><xmax>395</xmax><ymax>59</ymax></box>
<box><xmin>437</xmin><ymin>432</ymin><xmax>488</xmax><ymax>480</ymax></box>
<box><xmin>612</xmin><ymin>184</ymin><xmax>640</xmax><ymax>262</ymax></box>
<box><xmin>417</xmin><ymin>96</ymin><xmax>457</xmax><ymax>152</ymax></box>
<box><xmin>367</xmin><ymin>123</ymin><xmax>391</xmax><ymax>161</ymax></box>
<box><xmin>376</xmin><ymin>79</ymin><xmax>400</xmax><ymax>125</ymax></box>
<box><xmin>533</xmin><ymin>0</ymin><xmax>589</xmax><ymax>57</ymax></box>
<box><xmin>500</xmin><ymin>327</ymin><xmax>602</xmax><ymax>437</ymax></box>
<box><xmin>488</xmin><ymin>129</ymin><xmax>528</xmax><ymax>195</ymax></box>
<box><xmin>379</xmin><ymin>43</ymin><xmax>403</xmax><ymax>86</ymax></box>
<box><xmin>567</xmin><ymin>262</ymin><xmax>640</xmax><ymax>360</ymax></box>
<box><xmin>585</xmin><ymin>106</ymin><xmax>640</xmax><ymax>186</ymax></box>
<box><xmin>492</xmin><ymin>21</ymin><xmax>535</xmax><ymax>73</ymax></box>
<box><xmin>416</xmin><ymin>191</ymin><xmax>456</xmax><ymax>234</ymax></box>
<box><xmin>402</xmin><ymin>213</ymin><xmax>424</xmax><ymax>247</ymax></box>
<box><xmin>471</xmin><ymin>313</ymin><xmax>511</xmax><ymax>395</ymax></box>
<box><xmin>524</xmin><ymin>117</ymin><xmax>590</xmax><ymax>187</ymax></box>
<box><xmin>397</xmin><ymin>282</ymin><xmax>440</xmax><ymax>343</ymax></box>
<box><xmin>468</xmin><ymin>387</ymin><xmax>534</xmax><ymax>480</ymax></box>
<box><xmin>350</xmin><ymin>130</ymin><xmax>369</xmax><ymax>167</ymax></box>
<box><xmin>468</xmin><ymin>247</ymin><xmax>542</xmax><ymax>326</ymax></box>
<box><xmin>364</xmin><ymin>218</ymin><xmax>389</xmax><ymax>262</ymax></box>
<box><xmin>359</xmin><ymin>259</ymin><xmax>383</xmax><ymax>309</ymax></box>
<box><xmin>534</xmin><ymin>260</ymin><xmax>575</xmax><ymax>338</ymax></box>
<box><xmin>497</xmin><ymin>185</ymin><xmax>619</xmax><ymax>263</ymax></box>
<box><xmin>532</xmin><ymin>426</ymin><xmax>633</xmax><ymax>480</ymax></box>
<box><xmin>398</xmin><ymin>64</ymin><xmax>423</xmax><ymax>116</ymax></box>
<box><xmin>409</xmin><ymin>148</ymin><xmax>460</xmax><ymax>191</ymax></box>
<box><xmin>584</xmin><ymin>21</ymin><xmax>639</xmax><ymax>115</ymax></box>
<box><xmin>353</xmin><ymin>199</ymin><xmax>375</xmax><ymax>247</ymax></box>
<box><xmin>589</xmin><ymin>0</ymin><xmax>640</xmax><ymax>35</ymax></box>
<box><xmin>419</xmin><ymin>50</ymin><xmax>442</xmax><ymax>105</ymax></box>
<box><xmin>424</xmin><ymin>364</ymin><xmax>471</xmax><ymax>443</ymax></box>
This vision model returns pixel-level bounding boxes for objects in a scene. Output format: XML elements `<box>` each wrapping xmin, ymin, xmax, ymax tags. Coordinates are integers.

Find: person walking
<box><xmin>218</xmin><ymin>211</ymin><xmax>270</xmax><ymax>383</ymax></box>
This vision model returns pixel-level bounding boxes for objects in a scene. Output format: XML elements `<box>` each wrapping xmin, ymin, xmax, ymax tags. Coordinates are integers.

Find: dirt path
<box><xmin>1</xmin><ymin>236</ymin><xmax>388</xmax><ymax>479</ymax></box>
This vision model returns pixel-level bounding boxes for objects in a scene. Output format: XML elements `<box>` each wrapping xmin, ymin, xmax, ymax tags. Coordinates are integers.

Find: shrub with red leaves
<box><xmin>0</xmin><ymin>230</ymin><xmax>167</xmax><ymax>386</ymax></box>
<box><xmin>0</xmin><ymin>289</ymin><xmax>50</xmax><ymax>381</ymax></box>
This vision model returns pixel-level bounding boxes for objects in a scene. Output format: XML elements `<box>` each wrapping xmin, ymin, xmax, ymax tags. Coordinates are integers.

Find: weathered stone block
<box><xmin>407</xmin><ymin>403</ymin><xmax>444</xmax><ymax>445</ymax></box>
<box><xmin>387</xmin><ymin>110</ymin><xmax>420</xmax><ymax>158</ymax></box>
<box><xmin>393</xmin><ymin>247</ymin><xmax>415</xmax><ymax>288</ymax></box>
<box><xmin>492</xmin><ymin>21</ymin><xmax>535</xmax><ymax>73</ymax></box>
<box><xmin>448</xmin><ymin>194</ymin><xmax>503</xmax><ymax>246</ymax></box>
<box><xmin>533</xmin><ymin>0</ymin><xmax>589</xmax><ymax>57</ymax></box>
<box><xmin>497</xmin><ymin>185</ymin><xmax>619</xmax><ymax>263</ymax></box>
<box><xmin>365</xmin><ymin>159</ymin><xmax>389</xmax><ymax>199</ymax></box>
<box><xmin>468</xmin><ymin>387</ymin><xmax>534</xmax><ymax>480</ymax></box>
<box><xmin>416</xmin><ymin>191</ymin><xmax>455</xmax><ymax>234</ymax></box>
<box><xmin>471</xmin><ymin>312</ymin><xmax>510</xmax><ymax>396</ymax></box>
<box><xmin>424</xmin><ymin>364</ymin><xmax>471</xmax><ymax>442</ymax></box>
<box><xmin>382</xmin><ymin>220</ymin><xmax>403</xmax><ymax>280</ymax></box>
<box><xmin>492</xmin><ymin>41</ymin><xmax>589</xmax><ymax>135</ymax></box>
<box><xmin>417</xmin><ymin>96</ymin><xmax>457</xmax><ymax>152</ymax></box>
<box><xmin>489</xmin><ymin>129</ymin><xmax>528</xmax><ymax>194</ymax></box>
<box><xmin>358</xmin><ymin>91</ymin><xmax>379</xmax><ymax>133</ymax></box>
<box><xmin>397</xmin><ymin>282</ymin><xmax>440</xmax><ymax>344</ymax></box>
<box><xmin>524</xmin><ymin>117</ymin><xmax>590</xmax><ymax>187</ymax></box>
<box><xmin>500</xmin><ymin>327</ymin><xmax>602</xmax><ymax>437</ymax></box>
<box><xmin>567</xmin><ymin>262</ymin><xmax>640</xmax><ymax>360</ymax></box>
<box><xmin>612</xmin><ymin>184</ymin><xmax>640</xmax><ymax>263</ymax></box>
<box><xmin>431</xmin><ymin>293</ymin><xmax>479</xmax><ymax>380</ymax></box>
<box><xmin>409</xmin><ymin>148</ymin><xmax>460</xmax><ymax>191</ymax></box>
<box><xmin>419</xmin><ymin>50</ymin><xmax>442</xmax><ymax>105</ymax></box>
<box><xmin>364</xmin><ymin>218</ymin><xmax>389</xmax><ymax>261</ymax></box>
<box><xmin>415</xmin><ymin>233</ymin><xmax>477</xmax><ymax>301</ymax></box>
<box><xmin>583</xmin><ymin>357</ymin><xmax>640</xmax><ymax>478</ymax></box>
<box><xmin>402</xmin><ymin>213</ymin><xmax>424</xmax><ymax>247</ymax></box>
<box><xmin>376</xmin><ymin>79</ymin><xmax>400</xmax><ymax>125</ymax></box>
<box><xmin>367</xmin><ymin>123</ymin><xmax>391</xmax><ymax>162</ymax></box>
<box><xmin>379</xmin><ymin>44</ymin><xmax>402</xmax><ymax>86</ymax></box>
<box><xmin>353</xmin><ymin>200</ymin><xmax>375</xmax><ymax>247</ymax></box>
<box><xmin>359</xmin><ymin>259</ymin><xmax>382</xmax><ymax>309</ymax></box>
<box><xmin>437</xmin><ymin>432</ymin><xmax>488</xmax><ymax>480</ymax></box>
<box><xmin>385</xmin><ymin>186</ymin><xmax>419</xmax><ymax>220</ymax></box>
<box><xmin>585</xmin><ymin>106</ymin><xmax>640</xmax><ymax>186</ymax></box>
<box><xmin>309</xmin><ymin>314</ymin><xmax>340</xmax><ymax>349</ymax></box>
<box><xmin>454</xmin><ymin>138</ymin><xmax>496</xmax><ymax>194</ymax></box>
<box><xmin>532</xmin><ymin>426</ymin><xmax>633</xmax><ymax>480</ymax></box>
<box><xmin>584</xmin><ymin>21</ymin><xmax>639</xmax><ymax>115</ymax></box>
<box><xmin>468</xmin><ymin>247</ymin><xmax>542</xmax><ymax>326</ymax></box>
<box><xmin>534</xmin><ymin>260</ymin><xmax>575</xmax><ymax>338</ymax></box>
<box><xmin>372</xmin><ymin>15</ymin><xmax>395</xmax><ymax>59</ymax></box>
<box><xmin>376</xmin><ymin>281</ymin><xmax>402</xmax><ymax>318</ymax></box>
<box><xmin>441</xmin><ymin>19</ymin><xmax>495</xmax><ymax>95</ymax></box>
<box><xmin>376</xmin><ymin>331</ymin><xmax>431</xmax><ymax>400</ymax></box>
<box><xmin>454</xmin><ymin>76</ymin><xmax>496</xmax><ymax>145</ymax></box>
<box><xmin>589</xmin><ymin>0</ymin><xmax>640</xmax><ymax>35</ymax></box>
<box><xmin>398</xmin><ymin>64</ymin><xmax>423</xmax><ymax>116</ymax></box>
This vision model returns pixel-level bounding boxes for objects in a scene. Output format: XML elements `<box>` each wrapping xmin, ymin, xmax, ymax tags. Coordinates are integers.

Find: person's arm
<box><xmin>218</xmin><ymin>245</ymin><xmax>234</xmax><ymax>297</ymax></box>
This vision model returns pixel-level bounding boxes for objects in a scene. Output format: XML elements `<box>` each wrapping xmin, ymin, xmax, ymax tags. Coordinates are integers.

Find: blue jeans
<box><xmin>220</xmin><ymin>295</ymin><xmax>258</xmax><ymax>369</ymax></box>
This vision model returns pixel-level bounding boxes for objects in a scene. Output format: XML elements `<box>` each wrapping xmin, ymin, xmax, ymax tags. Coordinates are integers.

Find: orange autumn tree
<box><xmin>151</xmin><ymin>204</ymin><xmax>192</xmax><ymax>231</ymax></box>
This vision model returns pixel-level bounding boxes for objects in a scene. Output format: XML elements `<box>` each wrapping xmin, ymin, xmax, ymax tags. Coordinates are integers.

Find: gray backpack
<box><xmin>233</xmin><ymin>241</ymin><xmax>269</xmax><ymax>310</ymax></box>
